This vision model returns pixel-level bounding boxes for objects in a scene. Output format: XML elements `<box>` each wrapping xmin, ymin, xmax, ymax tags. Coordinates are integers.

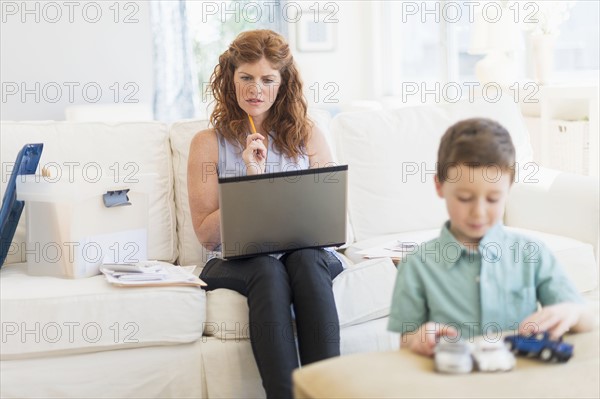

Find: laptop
<box><xmin>218</xmin><ymin>165</ymin><xmax>348</xmax><ymax>260</ymax></box>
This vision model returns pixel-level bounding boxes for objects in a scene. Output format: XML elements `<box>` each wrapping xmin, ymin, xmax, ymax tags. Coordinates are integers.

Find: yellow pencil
<box><xmin>248</xmin><ymin>114</ymin><xmax>257</xmax><ymax>134</ymax></box>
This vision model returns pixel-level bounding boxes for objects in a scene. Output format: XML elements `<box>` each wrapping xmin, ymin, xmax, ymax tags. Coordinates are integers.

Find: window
<box><xmin>552</xmin><ymin>1</ymin><xmax>599</xmax><ymax>74</ymax></box>
<box><xmin>387</xmin><ymin>0</ymin><xmax>598</xmax><ymax>98</ymax></box>
<box><xmin>389</xmin><ymin>1</ymin><xmax>489</xmax><ymax>84</ymax></box>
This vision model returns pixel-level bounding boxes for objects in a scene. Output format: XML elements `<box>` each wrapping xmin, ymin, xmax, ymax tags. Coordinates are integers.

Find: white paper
<box><xmin>356</xmin><ymin>240</ymin><xmax>417</xmax><ymax>260</ymax></box>
<box><xmin>100</xmin><ymin>262</ymin><xmax>205</xmax><ymax>287</ymax></box>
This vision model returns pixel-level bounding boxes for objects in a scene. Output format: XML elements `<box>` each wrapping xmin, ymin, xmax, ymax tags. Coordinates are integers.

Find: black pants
<box><xmin>200</xmin><ymin>248</ymin><xmax>344</xmax><ymax>399</ymax></box>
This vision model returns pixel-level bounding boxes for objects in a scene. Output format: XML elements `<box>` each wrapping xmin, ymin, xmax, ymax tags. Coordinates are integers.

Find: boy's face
<box><xmin>435</xmin><ymin>164</ymin><xmax>512</xmax><ymax>246</ymax></box>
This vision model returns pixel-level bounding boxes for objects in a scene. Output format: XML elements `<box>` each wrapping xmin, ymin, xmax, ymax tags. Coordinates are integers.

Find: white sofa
<box><xmin>1</xmin><ymin>97</ymin><xmax>598</xmax><ymax>398</ymax></box>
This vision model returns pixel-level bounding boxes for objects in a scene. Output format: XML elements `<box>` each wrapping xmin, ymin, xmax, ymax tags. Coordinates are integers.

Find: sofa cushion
<box><xmin>200</xmin><ymin>318</ymin><xmax>399</xmax><ymax>399</ymax></box>
<box><xmin>200</xmin><ymin>338</ymin><xmax>264</xmax><ymax>399</ymax></box>
<box><xmin>333</xmin><ymin>258</ymin><xmax>397</xmax><ymax>327</ymax></box>
<box><xmin>507</xmin><ymin>227</ymin><xmax>598</xmax><ymax>293</ymax></box>
<box><xmin>506</xmin><ymin>167</ymin><xmax>600</xmax><ymax>257</ymax></box>
<box><xmin>344</xmin><ymin>226</ymin><xmax>598</xmax><ymax>294</ymax></box>
<box><xmin>169</xmin><ymin>119</ymin><xmax>211</xmax><ymax>267</ymax></box>
<box><xmin>340</xmin><ymin>317</ymin><xmax>399</xmax><ymax>355</ymax></box>
<box><xmin>203</xmin><ymin>257</ymin><xmax>398</xmax><ymax>339</ymax></box>
<box><xmin>0</xmin><ymin>121</ymin><xmax>178</xmax><ymax>264</ymax></box>
<box><xmin>0</xmin><ymin>263</ymin><xmax>205</xmax><ymax>359</ymax></box>
<box><xmin>204</xmin><ymin>289</ymin><xmax>249</xmax><ymax>339</ymax></box>
<box><xmin>331</xmin><ymin>97</ymin><xmax>533</xmax><ymax>243</ymax></box>
<box><xmin>1</xmin><ymin>340</ymin><xmax>205</xmax><ymax>398</ymax></box>
<box><xmin>332</xmin><ymin>105</ymin><xmax>448</xmax><ymax>242</ymax></box>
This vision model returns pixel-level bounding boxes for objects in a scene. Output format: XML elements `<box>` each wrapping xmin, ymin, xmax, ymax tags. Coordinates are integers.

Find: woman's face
<box><xmin>233</xmin><ymin>57</ymin><xmax>281</xmax><ymax>120</ymax></box>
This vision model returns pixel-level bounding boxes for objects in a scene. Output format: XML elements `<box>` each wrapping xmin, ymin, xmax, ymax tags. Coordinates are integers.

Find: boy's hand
<box><xmin>402</xmin><ymin>321</ymin><xmax>459</xmax><ymax>357</ymax></box>
<box><xmin>519</xmin><ymin>303</ymin><xmax>586</xmax><ymax>339</ymax></box>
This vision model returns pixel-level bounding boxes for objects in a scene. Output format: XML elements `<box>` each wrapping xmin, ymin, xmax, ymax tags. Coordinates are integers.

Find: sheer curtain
<box><xmin>149</xmin><ymin>0</ymin><xmax>199</xmax><ymax>122</ymax></box>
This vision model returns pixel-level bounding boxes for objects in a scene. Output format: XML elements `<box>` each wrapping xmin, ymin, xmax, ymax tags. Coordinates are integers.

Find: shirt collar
<box><xmin>478</xmin><ymin>222</ymin><xmax>505</xmax><ymax>247</ymax></box>
<box><xmin>438</xmin><ymin>221</ymin><xmax>505</xmax><ymax>267</ymax></box>
<box><xmin>438</xmin><ymin>222</ymin><xmax>469</xmax><ymax>268</ymax></box>
<box><xmin>477</xmin><ymin>222</ymin><xmax>505</xmax><ymax>262</ymax></box>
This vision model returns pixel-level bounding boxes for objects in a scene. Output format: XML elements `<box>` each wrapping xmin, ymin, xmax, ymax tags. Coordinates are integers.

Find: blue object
<box><xmin>0</xmin><ymin>143</ymin><xmax>44</xmax><ymax>267</ymax></box>
<box><xmin>102</xmin><ymin>189</ymin><xmax>132</xmax><ymax>208</ymax></box>
<box><xmin>504</xmin><ymin>331</ymin><xmax>573</xmax><ymax>362</ymax></box>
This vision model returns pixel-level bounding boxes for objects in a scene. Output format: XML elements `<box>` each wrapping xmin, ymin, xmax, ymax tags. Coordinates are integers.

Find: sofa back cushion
<box><xmin>331</xmin><ymin>97</ymin><xmax>533</xmax><ymax>242</ymax></box>
<box><xmin>169</xmin><ymin>120</ymin><xmax>211</xmax><ymax>267</ymax></box>
<box><xmin>0</xmin><ymin>121</ymin><xmax>178</xmax><ymax>264</ymax></box>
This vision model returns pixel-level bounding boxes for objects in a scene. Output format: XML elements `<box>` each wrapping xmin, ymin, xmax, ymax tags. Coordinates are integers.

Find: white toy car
<box><xmin>471</xmin><ymin>336</ymin><xmax>516</xmax><ymax>372</ymax></box>
<box><xmin>434</xmin><ymin>340</ymin><xmax>473</xmax><ymax>374</ymax></box>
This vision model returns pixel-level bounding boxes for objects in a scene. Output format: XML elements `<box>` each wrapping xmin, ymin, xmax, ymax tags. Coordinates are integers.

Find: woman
<box><xmin>187</xmin><ymin>30</ymin><xmax>345</xmax><ymax>399</ymax></box>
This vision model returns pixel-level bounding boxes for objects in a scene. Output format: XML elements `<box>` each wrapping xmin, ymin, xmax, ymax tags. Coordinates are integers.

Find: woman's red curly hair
<box><xmin>209</xmin><ymin>29</ymin><xmax>311</xmax><ymax>160</ymax></box>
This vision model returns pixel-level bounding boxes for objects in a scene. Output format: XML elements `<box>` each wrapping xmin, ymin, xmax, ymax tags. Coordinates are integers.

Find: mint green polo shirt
<box><xmin>388</xmin><ymin>222</ymin><xmax>583</xmax><ymax>339</ymax></box>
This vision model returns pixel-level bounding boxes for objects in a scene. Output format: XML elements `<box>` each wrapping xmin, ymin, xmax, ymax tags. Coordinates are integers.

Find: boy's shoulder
<box><xmin>497</xmin><ymin>225</ymin><xmax>551</xmax><ymax>251</ymax></box>
<box><xmin>487</xmin><ymin>225</ymin><xmax>556</xmax><ymax>267</ymax></box>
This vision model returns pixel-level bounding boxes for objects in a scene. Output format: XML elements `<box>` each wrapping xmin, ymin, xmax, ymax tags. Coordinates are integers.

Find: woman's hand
<box><xmin>242</xmin><ymin>133</ymin><xmax>267</xmax><ymax>175</ymax></box>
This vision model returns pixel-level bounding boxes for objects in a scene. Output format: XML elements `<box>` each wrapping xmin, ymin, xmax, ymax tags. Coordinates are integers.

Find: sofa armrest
<box><xmin>505</xmin><ymin>167</ymin><xmax>599</xmax><ymax>259</ymax></box>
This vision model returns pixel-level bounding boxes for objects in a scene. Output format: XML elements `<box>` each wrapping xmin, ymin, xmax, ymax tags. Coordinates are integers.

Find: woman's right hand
<box><xmin>242</xmin><ymin>133</ymin><xmax>267</xmax><ymax>175</ymax></box>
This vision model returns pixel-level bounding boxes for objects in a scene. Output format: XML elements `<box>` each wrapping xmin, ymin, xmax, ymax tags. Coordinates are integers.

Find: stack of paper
<box><xmin>100</xmin><ymin>261</ymin><xmax>206</xmax><ymax>287</ymax></box>
<box><xmin>356</xmin><ymin>240</ymin><xmax>419</xmax><ymax>262</ymax></box>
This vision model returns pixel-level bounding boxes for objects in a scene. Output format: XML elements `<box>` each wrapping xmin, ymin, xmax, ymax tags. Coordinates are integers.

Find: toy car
<box><xmin>471</xmin><ymin>336</ymin><xmax>516</xmax><ymax>372</ymax></box>
<box><xmin>434</xmin><ymin>340</ymin><xmax>473</xmax><ymax>374</ymax></box>
<box><xmin>504</xmin><ymin>332</ymin><xmax>573</xmax><ymax>362</ymax></box>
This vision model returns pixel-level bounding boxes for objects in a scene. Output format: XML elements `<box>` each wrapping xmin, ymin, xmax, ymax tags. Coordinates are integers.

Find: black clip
<box><xmin>103</xmin><ymin>189</ymin><xmax>132</xmax><ymax>208</ymax></box>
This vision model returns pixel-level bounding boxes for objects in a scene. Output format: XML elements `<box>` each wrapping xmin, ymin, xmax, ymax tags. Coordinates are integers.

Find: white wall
<box><xmin>287</xmin><ymin>1</ymin><xmax>377</xmax><ymax>113</ymax></box>
<box><xmin>0</xmin><ymin>0</ymin><xmax>380</xmax><ymax>121</ymax></box>
<box><xmin>0</xmin><ymin>1</ymin><xmax>154</xmax><ymax>121</ymax></box>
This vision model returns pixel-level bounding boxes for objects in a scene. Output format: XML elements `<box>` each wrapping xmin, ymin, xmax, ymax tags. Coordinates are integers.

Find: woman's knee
<box><xmin>283</xmin><ymin>248</ymin><xmax>323</xmax><ymax>266</ymax></box>
<box><xmin>247</xmin><ymin>255</ymin><xmax>289</xmax><ymax>285</ymax></box>
<box><xmin>283</xmin><ymin>249</ymin><xmax>331</xmax><ymax>276</ymax></box>
<box><xmin>283</xmin><ymin>249</ymin><xmax>343</xmax><ymax>281</ymax></box>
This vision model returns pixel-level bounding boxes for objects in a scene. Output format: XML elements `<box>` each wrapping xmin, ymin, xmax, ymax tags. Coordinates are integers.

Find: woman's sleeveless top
<box><xmin>216</xmin><ymin>132</ymin><xmax>309</xmax><ymax>178</ymax></box>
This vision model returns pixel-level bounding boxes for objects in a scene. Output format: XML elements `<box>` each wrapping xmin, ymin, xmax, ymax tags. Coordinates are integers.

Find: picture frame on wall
<box><xmin>296</xmin><ymin>11</ymin><xmax>337</xmax><ymax>52</ymax></box>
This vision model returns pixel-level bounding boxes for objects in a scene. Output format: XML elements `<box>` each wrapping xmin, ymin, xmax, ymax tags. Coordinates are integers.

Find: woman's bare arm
<box><xmin>187</xmin><ymin>129</ymin><xmax>221</xmax><ymax>251</ymax></box>
<box><xmin>306</xmin><ymin>124</ymin><xmax>335</xmax><ymax>168</ymax></box>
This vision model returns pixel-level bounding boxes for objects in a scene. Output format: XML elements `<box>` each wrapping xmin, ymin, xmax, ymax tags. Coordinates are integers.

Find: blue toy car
<box><xmin>504</xmin><ymin>332</ymin><xmax>573</xmax><ymax>362</ymax></box>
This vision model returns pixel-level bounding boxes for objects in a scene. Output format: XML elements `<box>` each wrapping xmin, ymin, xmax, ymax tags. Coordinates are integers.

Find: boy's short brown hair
<box><xmin>437</xmin><ymin>118</ymin><xmax>516</xmax><ymax>182</ymax></box>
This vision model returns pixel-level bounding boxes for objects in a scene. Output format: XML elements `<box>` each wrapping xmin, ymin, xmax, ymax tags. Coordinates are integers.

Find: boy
<box><xmin>388</xmin><ymin>118</ymin><xmax>594</xmax><ymax>356</ymax></box>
